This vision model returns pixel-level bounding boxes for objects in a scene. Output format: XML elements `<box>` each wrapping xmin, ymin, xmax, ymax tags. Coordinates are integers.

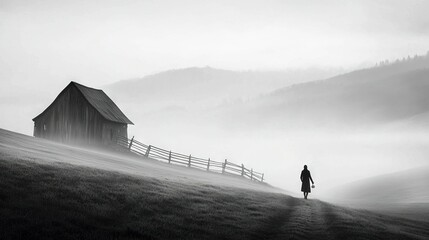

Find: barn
<box><xmin>33</xmin><ymin>81</ymin><xmax>133</xmax><ymax>145</ymax></box>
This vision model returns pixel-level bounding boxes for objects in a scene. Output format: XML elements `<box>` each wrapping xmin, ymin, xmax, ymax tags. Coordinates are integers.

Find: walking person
<box><xmin>300</xmin><ymin>165</ymin><xmax>314</xmax><ymax>199</ymax></box>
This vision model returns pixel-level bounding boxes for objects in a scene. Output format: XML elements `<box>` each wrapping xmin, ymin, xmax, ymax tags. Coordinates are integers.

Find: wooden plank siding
<box><xmin>33</xmin><ymin>82</ymin><xmax>131</xmax><ymax>146</ymax></box>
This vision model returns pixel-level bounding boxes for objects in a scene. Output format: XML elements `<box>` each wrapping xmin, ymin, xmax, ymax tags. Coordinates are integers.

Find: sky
<box><xmin>1</xmin><ymin>0</ymin><xmax>429</xmax><ymax>87</ymax></box>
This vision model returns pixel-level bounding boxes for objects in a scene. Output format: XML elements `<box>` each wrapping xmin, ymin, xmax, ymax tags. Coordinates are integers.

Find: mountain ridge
<box><xmin>214</xmin><ymin>53</ymin><xmax>429</xmax><ymax>132</ymax></box>
<box><xmin>106</xmin><ymin>66</ymin><xmax>341</xmax><ymax>108</ymax></box>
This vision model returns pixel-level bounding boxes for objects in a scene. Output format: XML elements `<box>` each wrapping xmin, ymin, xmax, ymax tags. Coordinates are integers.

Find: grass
<box><xmin>1</xmin><ymin>157</ymin><xmax>429</xmax><ymax>240</ymax></box>
<box><xmin>1</xmin><ymin>129</ymin><xmax>429</xmax><ymax>240</ymax></box>
<box><xmin>0</xmin><ymin>157</ymin><xmax>292</xmax><ymax>240</ymax></box>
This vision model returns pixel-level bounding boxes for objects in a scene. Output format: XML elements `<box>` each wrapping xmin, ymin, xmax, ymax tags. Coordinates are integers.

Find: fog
<box><xmin>2</xmin><ymin>70</ymin><xmax>429</xmax><ymax>196</ymax></box>
<box><xmin>121</xmin><ymin>114</ymin><xmax>429</xmax><ymax>196</ymax></box>
<box><xmin>1</xmin><ymin>0</ymin><xmax>429</xmax><ymax>198</ymax></box>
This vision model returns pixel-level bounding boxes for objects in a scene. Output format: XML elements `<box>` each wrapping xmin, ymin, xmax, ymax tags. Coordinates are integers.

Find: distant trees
<box><xmin>373</xmin><ymin>51</ymin><xmax>429</xmax><ymax>68</ymax></box>
<box><xmin>375</xmin><ymin>59</ymin><xmax>389</xmax><ymax>67</ymax></box>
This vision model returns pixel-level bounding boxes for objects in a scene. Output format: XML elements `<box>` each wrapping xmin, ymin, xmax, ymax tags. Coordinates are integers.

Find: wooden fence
<box><xmin>116</xmin><ymin>136</ymin><xmax>264</xmax><ymax>182</ymax></box>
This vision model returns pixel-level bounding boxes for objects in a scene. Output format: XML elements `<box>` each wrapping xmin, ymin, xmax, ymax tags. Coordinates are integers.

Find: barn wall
<box><xmin>33</xmin><ymin>85</ymin><xmax>111</xmax><ymax>145</ymax></box>
<box><xmin>101</xmin><ymin>120</ymin><xmax>128</xmax><ymax>145</ymax></box>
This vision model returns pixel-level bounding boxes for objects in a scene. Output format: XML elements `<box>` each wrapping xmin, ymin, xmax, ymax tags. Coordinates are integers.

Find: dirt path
<box><xmin>269</xmin><ymin>198</ymin><xmax>332</xmax><ymax>240</ymax></box>
<box><xmin>285</xmin><ymin>199</ymin><xmax>332</xmax><ymax>239</ymax></box>
<box><xmin>251</xmin><ymin>197</ymin><xmax>429</xmax><ymax>240</ymax></box>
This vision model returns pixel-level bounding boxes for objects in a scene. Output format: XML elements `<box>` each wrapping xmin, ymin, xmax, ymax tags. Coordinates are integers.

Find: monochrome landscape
<box><xmin>1</xmin><ymin>0</ymin><xmax>429</xmax><ymax>239</ymax></box>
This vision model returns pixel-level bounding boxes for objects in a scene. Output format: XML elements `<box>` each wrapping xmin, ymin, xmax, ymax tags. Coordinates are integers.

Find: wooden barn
<box><xmin>33</xmin><ymin>81</ymin><xmax>133</xmax><ymax>145</ymax></box>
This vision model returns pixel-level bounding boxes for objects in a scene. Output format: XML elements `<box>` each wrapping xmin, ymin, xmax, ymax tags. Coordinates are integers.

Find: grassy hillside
<box><xmin>0</xmin><ymin>128</ymin><xmax>272</xmax><ymax>192</ymax></box>
<box><xmin>1</xmin><ymin>129</ymin><xmax>429</xmax><ymax>239</ymax></box>
<box><xmin>329</xmin><ymin>167</ymin><xmax>429</xmax><ymax>203</ymax></box>
<box><xmin>0</xmin><ymin>158</ymin><xmax>287</xmax><ymax>240</ymax></box>
<box><xmin>322</xmin><ymin>166</ymin><xmax>429</xmax><ymax>222</ymax></box>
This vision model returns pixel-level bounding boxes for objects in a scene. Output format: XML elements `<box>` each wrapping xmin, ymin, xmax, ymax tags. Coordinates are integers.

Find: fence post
<box><xmin>261</xmin><ymin>173</ymin><xmax>264</xmax><ymax>182</ymax></box>
<box><xmin>128</xmin><ymin>136</ymin><xmax>134</xmax><ymax>150</ymax></box>
<box><xmin>145</xmin><ymin>145</ymin><xmax>151</xmax><ymax>157</ymax></box>
<box><xmin>188</xmin><ymin>155</ymin><xmax>192</xmax><ymax>167</ymax></box>
<box><xmin>168</xmin><ymin>151</ymin><xmax>172</xmax><ymax>164</ymax></box>
<box><xmin>222</xmin><ymin>159</ymin><xmax>227</xmax><ymax>174</ymax></box>
<box><xmin>207</xmin><ymin>158</ymin><xmax>210</xmax><ymax>171</ymax></box>
<box><xmin>241</xmin><ymin>164</ymin><xmax>244</xmax><ymax>176</ymax></box>
<box><xmin>250</xmin><ymin>168</ymin><xmax>253</xmax><ymax>180</ymax></box>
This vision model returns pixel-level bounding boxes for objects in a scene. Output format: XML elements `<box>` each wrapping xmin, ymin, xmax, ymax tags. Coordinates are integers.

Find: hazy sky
<box><xmin>1</xmin><ymin>0</ymin><xmax>428</xmax><ymax>87</ymax></box>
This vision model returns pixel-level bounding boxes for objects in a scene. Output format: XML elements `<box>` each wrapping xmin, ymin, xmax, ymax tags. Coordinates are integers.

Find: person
<box><xmin>300</xmin><ymin>165</ymin><xmax>314</xmax><ymax>199</ymax></box>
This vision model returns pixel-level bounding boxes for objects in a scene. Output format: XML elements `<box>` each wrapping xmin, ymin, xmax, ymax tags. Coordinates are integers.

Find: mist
<box><xmin>121</xmin><ymin>111</ymin><xmax>429</xmax><ymax>197</ymax></box>
<box><xmin>2</xmin><ymin>0</ymin><xmax>429</xmax><ymax>200</ymax></box>
<box><xmin>3</xmin><ymin>60</ymin><xmax>429</xmax><ymax>198</ymax></box>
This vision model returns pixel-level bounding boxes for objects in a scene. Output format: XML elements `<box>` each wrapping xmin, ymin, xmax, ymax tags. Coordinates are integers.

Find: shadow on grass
<box><xmin>1</xmin><ymin>157</ymin><xmax>428</xmax><ymax>240</ymax></box>
<box><xmin>0</xmin><ymin>157</ymin><xmax>288</xmax><ymax>240</ymax></box>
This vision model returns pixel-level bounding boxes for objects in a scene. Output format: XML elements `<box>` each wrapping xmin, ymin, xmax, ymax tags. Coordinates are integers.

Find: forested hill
<box><xmin>106</xmin><ymin>67</ymin><xmax>338</xmax><ymax>110</ymax></box>
<box><xmin>214</xmin><ymin>53</ymin><xmax>429</xmax><ymax>132</ymax></box>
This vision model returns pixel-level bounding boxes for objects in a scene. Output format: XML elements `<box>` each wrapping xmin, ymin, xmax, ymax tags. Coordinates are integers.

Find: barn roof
<box><xmin>33</xmin><ymin>82</ymin><xmax>133</xmax><ymax>125</ymax></box>
<box><xmin>72</xmin><ymin>82</ymin><xmax>133</xmax><ymax>124</ymax></box>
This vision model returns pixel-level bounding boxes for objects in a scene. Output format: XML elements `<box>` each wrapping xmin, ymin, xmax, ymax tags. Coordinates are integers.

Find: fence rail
<box><xmin>116</xmin><ymin>136</ymin><xmax>264</xmax><ymax>182</ymax></box>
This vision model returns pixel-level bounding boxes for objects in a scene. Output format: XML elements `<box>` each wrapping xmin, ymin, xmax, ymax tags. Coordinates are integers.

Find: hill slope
<box><xmin>0</xmin><ymin>128</ymin><xmax>270</xmax><ymax>191</ymax></box>
<box><xmin>106</xmin><ymin>67</ymin><xmax>337</xmax><ymax>109</ymax></box>
<box><xmin>329</xmin><ymin>167</ymin><xmax>429</xmax><ymax>204</ymax></box>
<box><xmin>1</xmin><ymin>129</ymin><xmax>429</xmax><ymax>239</ymax></box>
<box><xmin>104</xmin><ymin>67</ymin><xmax>339</xmax><ymax>135</ymax></box>
<box><xmin>215</xmin><ymin>54</ymin><xmax>429</xmax><ymax>132</ymax></box>
<box><xmin>322</xmin><ymin>166</ymin><xmax>429</xmax><ymax>221</ymax></box>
